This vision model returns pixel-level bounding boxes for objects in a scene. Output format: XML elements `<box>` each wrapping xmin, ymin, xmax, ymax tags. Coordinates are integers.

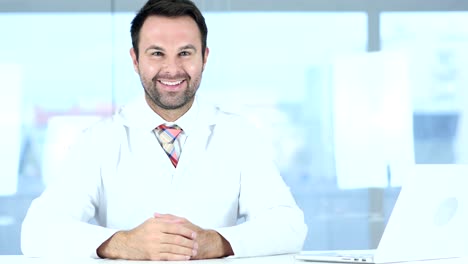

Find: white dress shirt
<box><xmin>21</xmin><ymin>96</ymin><xmax>307</xmax><ymax>258</ymax></box>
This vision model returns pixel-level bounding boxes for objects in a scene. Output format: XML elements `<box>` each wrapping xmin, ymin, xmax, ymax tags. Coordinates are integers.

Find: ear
<box><xmin>202</xmin><ymin>47</ymin><xmax>210</xmax><ymax>71</ymax></box>
<box><xmin>130</xmin><ymin>48</ymin><xmax>139</xmax><ymax>73</ymax></box>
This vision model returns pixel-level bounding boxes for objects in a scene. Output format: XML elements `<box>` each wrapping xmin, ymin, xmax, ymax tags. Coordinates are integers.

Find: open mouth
<box><xmin>159</xmin><ymin>80</ymin><xmax>184</xmax><ymax>86</ymax></box>
<box><xmin>158</xmin><ymin>79</ymin><xmax>186</xmax><ymax>90</ymax></box>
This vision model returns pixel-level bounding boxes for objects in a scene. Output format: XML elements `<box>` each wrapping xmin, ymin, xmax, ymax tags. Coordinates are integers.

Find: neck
<box><xmin>145</xmin><ymin>95</ymin><xmax>194</xmax><ymax>122</ymax></box>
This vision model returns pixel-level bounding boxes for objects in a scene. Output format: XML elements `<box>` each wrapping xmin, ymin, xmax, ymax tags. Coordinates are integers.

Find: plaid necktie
<box><xmin>155</xmin><ymin>124</ymin><xmax>183</xmax><ymax>167</ymax></box>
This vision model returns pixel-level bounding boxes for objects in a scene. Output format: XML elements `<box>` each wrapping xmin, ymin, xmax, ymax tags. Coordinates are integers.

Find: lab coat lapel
<box><xmin>175</xmin><ymin>124</ymin><xmax>213</xmax><ymax>176</ymax></box>
<box><xmin>174</xmin><ymin>103</ymin><xmax>218</xmax><ymax>177</ymax></box>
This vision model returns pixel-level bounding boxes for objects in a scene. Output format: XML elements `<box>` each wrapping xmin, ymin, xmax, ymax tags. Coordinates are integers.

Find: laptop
<box><xmin>296</xmin><ymin>164</ymin><xmax>468</xmax><ymax>263</ymax></box>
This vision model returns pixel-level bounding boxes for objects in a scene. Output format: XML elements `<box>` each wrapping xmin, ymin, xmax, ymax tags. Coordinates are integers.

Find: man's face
<box><xmin>131</xmin><ymin>15</ymin><xmax>209</xmax><ymax>112</ymax></box>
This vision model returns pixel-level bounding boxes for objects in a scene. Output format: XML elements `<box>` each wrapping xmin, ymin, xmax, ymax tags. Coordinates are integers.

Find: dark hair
<box><xmin>130</xmin><ymin>0</ymin><xmax>208</xmax><ymax>59</ymax></box>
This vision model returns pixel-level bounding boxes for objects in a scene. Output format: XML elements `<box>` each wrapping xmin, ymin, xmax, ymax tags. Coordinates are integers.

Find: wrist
<box><xmin>210</xmin><ymin>230</ymin><xmax>234</xmax><ymax>258</ymax></box>
<box><xmin>97</xmin><ymin>231</ymin><xmax>127</xmax><ymax>259</ymax></box>
<box><xmin>220</xmin><ymin>233</ymin><xmax>234</xmax><ymax>257</ymax></box>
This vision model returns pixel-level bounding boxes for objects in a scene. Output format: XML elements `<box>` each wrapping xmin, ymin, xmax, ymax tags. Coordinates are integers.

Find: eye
<box><xmin>151</xmin><ymin>51</ymin><xmax>164</xmax><ymax>56</ymax></box>
<box><xmin>180</xmin><ymin>51</ymin><xmax>191</xmax><ymax>56</ymax></box>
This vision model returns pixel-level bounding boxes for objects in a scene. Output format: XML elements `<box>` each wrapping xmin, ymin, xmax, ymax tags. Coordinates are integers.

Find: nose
<box><xmin>161</xmin><ymin>57</ymin><xmax>181</xmax><ymax>75</ymax></box>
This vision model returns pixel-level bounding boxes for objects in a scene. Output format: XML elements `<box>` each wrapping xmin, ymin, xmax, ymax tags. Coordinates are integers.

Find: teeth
<box><xmin>160</xmin><ymin>80</ymin><xmax>183</xmax><ymax>86</ymax></box>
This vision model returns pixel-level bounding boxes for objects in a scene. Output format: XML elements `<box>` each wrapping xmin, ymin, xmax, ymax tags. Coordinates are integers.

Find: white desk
<box><xmin>0</xmin><ymin>255</ymin><xmax>466</xmax><ymax>264</ymax></box>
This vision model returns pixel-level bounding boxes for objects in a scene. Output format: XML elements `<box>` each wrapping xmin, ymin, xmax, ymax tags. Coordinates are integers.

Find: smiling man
<box><xmin>21</xmin><ymin>0</ymin><xmax>307</xmax><ymax>261</ymax></box>
<box><xmin>133</xmin><ymin>14</ymin><xmax>207</xmax><ymax>121</ymax></box>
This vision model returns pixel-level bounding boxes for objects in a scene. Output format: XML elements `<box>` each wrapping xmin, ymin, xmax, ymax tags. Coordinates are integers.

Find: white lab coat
<box><xmin>21</xmin><ymin>96</ymin><xmax>307</xmax><ymax>258</ymax></box>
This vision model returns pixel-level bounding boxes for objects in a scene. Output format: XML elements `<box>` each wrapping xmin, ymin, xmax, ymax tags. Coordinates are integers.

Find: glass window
<box><xmin>381</xmin><ymin>12</ymin><xmax>468</xmax><ymax>165</ymax></box>
<box><xmin>0</xmin><ymin>12</ymin><xmax>113</xmax><ymax>254</ymax></box>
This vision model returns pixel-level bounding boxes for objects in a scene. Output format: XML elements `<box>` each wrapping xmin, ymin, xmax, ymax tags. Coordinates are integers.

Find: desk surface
<box><xmin>0</xmin><ymin>255</ymin><xmax>466</xmax><ymax>264</ymax></box>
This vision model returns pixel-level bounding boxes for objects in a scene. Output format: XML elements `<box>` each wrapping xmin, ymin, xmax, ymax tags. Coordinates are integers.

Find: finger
<box><xmin>159</xmin><ymin>239</ymin><xmax>198</xmax><ymax>257</ymax></box>
<box><xmin>161</xmin><ymin>232</ymin><xmax>198</xmax><ymax>250</ymax></box>
<box><xmin>154</xmin><ymin>213</ymin><xmax>187</xmax><ymax>223</ymax></box>
<box><xmin>154</xmin><ymin>213</ymin><xmax>173</xmax><ymax>218</ymax></box>
<box><xmin>158</xmin><ymin>252</ymin><xmax>191</xmax><ymax>261</ymax></box>
<box><xmin>161</xmin><ymin>223</ymin><xmax>197</xmax><ymax>240</ymax></box>
<box><xmin>154</xmin><ymin>216</ymin><xmax>184</xmax><ymax>224</ymax></box>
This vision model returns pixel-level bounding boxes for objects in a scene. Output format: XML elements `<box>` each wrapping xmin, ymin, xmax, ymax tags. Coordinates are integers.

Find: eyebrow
<box><xmin>179</xmin><ymin>44</ymin><xmax>197</xmax><ymax>52</ymax></box>
<box><xmin>145</xmin><ymin>44</ymin><xmax>197</xmax><ymax>53</ymax></box>
<box><xmin>145</xmin><ymin>45</ymin><xmax>164</xmax><ymax>53</ymax></box>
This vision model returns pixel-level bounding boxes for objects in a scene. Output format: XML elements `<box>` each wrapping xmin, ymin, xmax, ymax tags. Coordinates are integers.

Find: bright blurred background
<box><xmin>1</xmin><ymin>0</ymin><xmax>468</xmax><ymax>254</ymax></box>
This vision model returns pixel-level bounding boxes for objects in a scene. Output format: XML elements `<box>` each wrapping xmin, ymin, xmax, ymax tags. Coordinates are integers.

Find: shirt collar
<box><xmin>118</xmin><ymin>94</ymin><xmax>214</xmax><ymax>135</ymax></box>
<box><xmin>156</xmin><ymin>98</ymin><xmax>199</xmax><ymax>137</ymax></box>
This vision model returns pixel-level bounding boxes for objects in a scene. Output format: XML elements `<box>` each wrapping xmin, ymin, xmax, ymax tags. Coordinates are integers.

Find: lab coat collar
<box><xmin>117</xmin><ymin>94</ymin><xmax>218</xmax><ymax>133</ymax></box>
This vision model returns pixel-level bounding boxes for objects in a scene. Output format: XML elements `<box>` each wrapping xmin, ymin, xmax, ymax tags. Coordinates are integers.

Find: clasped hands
<box><xmin>97</xmin><ymin>213</ymin><xmax>233</xmax><ymax>261</ymax></box>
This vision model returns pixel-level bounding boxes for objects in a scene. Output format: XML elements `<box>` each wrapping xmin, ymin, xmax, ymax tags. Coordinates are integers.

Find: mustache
<box><xmin>153</xmin><ymin>72</ymin><xmax>190</xmax><ymax>81</ymax></box>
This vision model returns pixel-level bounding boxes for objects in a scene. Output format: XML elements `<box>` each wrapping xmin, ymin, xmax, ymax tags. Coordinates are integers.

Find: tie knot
<box><xmin>155</xmin><ymin>124</ymin><xmax>183</xmax><ymax>167</ymax></box>
<box><xmin>156</xmin><ymin>124</ymin><xmax>183</xmax><ymax>143</ymax></box>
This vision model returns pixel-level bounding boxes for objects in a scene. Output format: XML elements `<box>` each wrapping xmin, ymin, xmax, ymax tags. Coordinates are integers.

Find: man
<box><xmin>21</xmin><ymin>0</ymin><xmax>307</xmax><ymax>260</ymax></box>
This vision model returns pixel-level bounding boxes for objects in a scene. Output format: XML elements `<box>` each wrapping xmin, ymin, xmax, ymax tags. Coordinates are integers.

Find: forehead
<box><xmin>139</xmin><ymin>15</ymin><xmax>202</xmax><ymax>48</ymax></box>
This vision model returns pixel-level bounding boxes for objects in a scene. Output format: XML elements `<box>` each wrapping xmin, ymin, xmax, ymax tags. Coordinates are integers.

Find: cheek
<box><xmin>185</xmin><ymin>63</ymin><xmax>203</xmax><ymax>76</ymax></box>
<box><xmin>142</xmin><ymin>67</ymin><xmax>160</xmax><ymax>82</ymax></box>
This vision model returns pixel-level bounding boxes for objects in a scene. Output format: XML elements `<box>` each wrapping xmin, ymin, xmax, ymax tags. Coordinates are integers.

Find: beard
<box><xmin>141</xmin><ymin>71</ymin><xmax>201</xmax><ymax>110</ymax></box>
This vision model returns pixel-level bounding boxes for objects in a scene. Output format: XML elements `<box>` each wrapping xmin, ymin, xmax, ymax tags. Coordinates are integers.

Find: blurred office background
<box><xmin>1</xmin><ymin>0</ymin><xmax>468</xmax><ymax>254</ymax></box>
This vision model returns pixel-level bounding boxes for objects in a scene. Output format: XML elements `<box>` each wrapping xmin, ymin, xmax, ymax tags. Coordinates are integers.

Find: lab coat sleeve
<box><xmin>214</xmin><ymin>118</ymin><xmax>308</xmax><ymax>257</ymax></box>
<box><xmin>21</xmin><ymin>126</ymin><xmax>118</xmax><ymax>258</ymax></box>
